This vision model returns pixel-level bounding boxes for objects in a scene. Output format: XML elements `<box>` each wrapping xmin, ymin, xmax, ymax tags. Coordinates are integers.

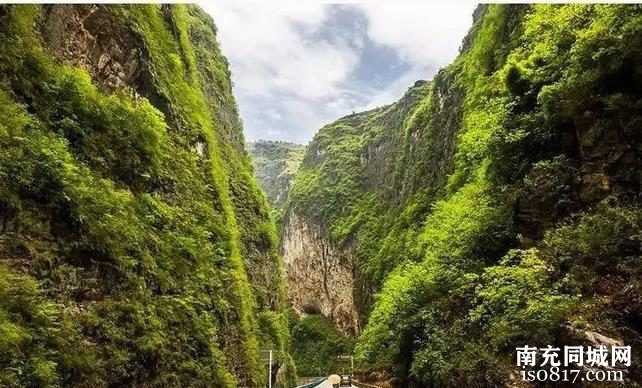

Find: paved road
<box><xmin>315</xmin><ymin>380</ymin><xmax>357</xmax><ymax>388</ymax></box>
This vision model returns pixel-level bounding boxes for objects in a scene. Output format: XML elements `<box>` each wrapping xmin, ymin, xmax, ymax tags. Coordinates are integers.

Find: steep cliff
<box><xmin>0</xmin><ymin>5</ymin><xmax>293</xmax><ymax>387</ymax></box>
<box><xmin>247</xmin><ymin>140</ymin><xmax>305</xmax><ymax>231</ymax></box>
<box><xmin>283</xmin><ymin>76</ymin><xmax>457</xmax><ymax>334</ymax></box>
<box><xmin>282</xmin><ymin>213</ymin><xmax>359</xmax><ymax>334</ymax></box>
<box><xmin>284</xmin><ymin>4</ymin><xmax>642</xmax><ymax>386</ymax></box>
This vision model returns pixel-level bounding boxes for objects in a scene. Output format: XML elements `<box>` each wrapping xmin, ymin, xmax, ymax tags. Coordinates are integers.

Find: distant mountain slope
<box><xmin>248</xmin><ymin>140</ymin><xmax>305</xmax><ymax>230</ymax></box>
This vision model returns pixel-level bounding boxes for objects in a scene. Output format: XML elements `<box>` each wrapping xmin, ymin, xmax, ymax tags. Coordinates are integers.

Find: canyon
<box><xmin>1</xmin><ymin>3</ymin><xmax>641</xmax><ymax>387</ymax></box>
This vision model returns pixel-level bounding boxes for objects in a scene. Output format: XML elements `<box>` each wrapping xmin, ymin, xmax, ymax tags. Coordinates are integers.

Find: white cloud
<box><xmin>358</xmin><ymin>2</ymin><xmax>475</xmax><ymax>67</ymax></box>
<box><xmin>362</xmin><ymin>69</ymin><xmax>426</xmax><ymax>110</ymax></box>
<box><xmin>200</xmin><ymin>0</ymin><xmax>358</xmax><ymax>100</ymax></box>
<box><xmin>356</xmin><ymin>2</ymin><xmax>475</xmax><ymax>111</ymax></box>
<box><xmin>199</xmin><ymin>1</ymin><xmax>476</xmax><ymax>143</ymax></box>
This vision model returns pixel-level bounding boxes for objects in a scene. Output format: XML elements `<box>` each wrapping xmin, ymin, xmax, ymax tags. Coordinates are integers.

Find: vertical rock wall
<box><xmin>281</xmin><ymin>213</ymin><xmax>360</xmax><ymax>334</ymax></box>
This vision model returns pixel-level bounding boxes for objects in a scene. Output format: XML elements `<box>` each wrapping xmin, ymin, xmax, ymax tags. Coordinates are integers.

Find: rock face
<box><xmin>284</xmin><ymin>4</ymin><xmax>642</xmax><ymax>386</ymax></box>
<box><xmin>40</xmin><ymin>5</ymin><xmax>145</xmax><ymax>93</ymax></box>
<box><xmin>282</xmin><ymin>214</ymin><xmax>359</xmax><ymax>334</ymax></box>
<box><xmin>0</xmin><ymin>5</ymin><xmax>294</xmax><ymax>387</ymax></box>
<box><xmin>282</xmin><ymin>79</ymin><xmax>457</xmax><ymax>330</ymax></box>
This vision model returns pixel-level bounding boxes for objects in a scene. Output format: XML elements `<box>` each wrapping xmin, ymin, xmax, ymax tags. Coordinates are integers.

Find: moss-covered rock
<box><xmin>284</xmin><ymin>4</ymin><xmax>642</xmax><ymax>386</ymax></box>
<box><xmin>0</xmin><ymin>4</ymin><xmax>293</xmax><ymax>387</ymax></box>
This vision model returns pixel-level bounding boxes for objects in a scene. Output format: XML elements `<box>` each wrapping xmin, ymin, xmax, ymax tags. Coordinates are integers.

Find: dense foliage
<box><xmin>287</xmin><ymin>4</ymin><xmax>642</xmax><ymax>386</ymax></box>
<box><xmin>0</xmin><ymin>5</ymin><xmax>294</xmax><ymax>387</ymax></box>
<box><xmin>289</xmin><ymin>314</ymin><xmax>355</xmax><ymax>377</ymax></box>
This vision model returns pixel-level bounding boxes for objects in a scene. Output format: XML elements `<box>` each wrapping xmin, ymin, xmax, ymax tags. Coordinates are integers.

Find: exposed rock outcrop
<box><xmin>282</xmin><ymin>213</ymin><xmax>360</xmax><ymax>334</ymax></box>
<box><xmin>40</xmin><ymin>5</ymin><xmax>146</xmax><ymax>93</ymax></box>
<box><xmin>281</xmin><ymin>79</ymin><xmax>458</xmax><ymax>331</ymax></box>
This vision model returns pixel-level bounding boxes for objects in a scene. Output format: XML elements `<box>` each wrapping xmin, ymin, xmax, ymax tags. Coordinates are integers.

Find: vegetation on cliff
<box><xmin>286</xmin><ymin>4</ymin><xmax>642</xmax><ymax>386</ymax></box>
<box><xmin>289</xmin><ymin>314</ymin><xmax>355</xmax><ymax>377</ymax></box>
<box><xmin>0</xmin><ymin>5</ymin><xmax>294</xmax><ymax>387</ymax></box>
<box><xmin>247</xmin><ymin>140</ymin><xmax>306</xmax><ymax>232</ymax></box>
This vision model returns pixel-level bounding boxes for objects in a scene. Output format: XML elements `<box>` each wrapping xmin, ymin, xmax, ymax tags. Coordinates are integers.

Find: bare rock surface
<box><xmin>282</xmin><ymin>213</ymin><xmax>360</xmax><ymax>334</ymax></box>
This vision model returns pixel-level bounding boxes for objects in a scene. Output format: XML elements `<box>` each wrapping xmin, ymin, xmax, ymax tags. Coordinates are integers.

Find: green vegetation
<box><xmin>290</xmin><ymin>314</ymin><xmax>355</xmax><ymax>377</ymax></box>
<box><xmin>0</xmin><ymin>4</ymin><xmax>294</xmax><ymax>387</ymax></box>
<box><xmin>286</xmin><ymin>4</ymin><xmax>642</xmax><ymax>386</ymax></box>
<box><xmin>247</xmin><ymin>140</ymin><xmax>306</xmax><ymax>232</ymax></box>
<box><xmin>2</xmin><ymin>3</ymin><xmax>641</xmax><ymax>386</ymax></box>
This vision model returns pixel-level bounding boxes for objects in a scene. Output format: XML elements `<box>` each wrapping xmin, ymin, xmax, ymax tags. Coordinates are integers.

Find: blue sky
<box><xmin>200</xmin><ymin>1</ymin><xmax>476</xmax><ymax>144</ymax></box>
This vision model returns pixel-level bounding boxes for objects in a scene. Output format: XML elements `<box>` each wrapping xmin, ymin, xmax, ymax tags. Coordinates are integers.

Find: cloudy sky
<box><xmin>199</xmin><ymin>1</ymin><xmax>476</xmax><ymax>144</ymax></box>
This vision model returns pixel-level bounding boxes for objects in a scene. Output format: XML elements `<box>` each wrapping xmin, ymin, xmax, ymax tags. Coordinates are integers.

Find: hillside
<box><xmin>247</xmin><ymin>140</ymin><xmax>306</xmax><ymax>231</ymax></box>
<box><xmin>283</xmin><ymin>4</ymin><xmax>642</xmax><ymax>386</ymax></box>
<box><xmin>0</xmin><ymin>5</ymin><xmax>293</xmax><ymax>387</ymax></box>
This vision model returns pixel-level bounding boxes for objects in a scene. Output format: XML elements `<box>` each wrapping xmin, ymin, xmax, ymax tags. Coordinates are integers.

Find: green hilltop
<box><xmin>247</xmin><ymin>140</ymin><xmax>306</xmax><ymax>233</ymax></box>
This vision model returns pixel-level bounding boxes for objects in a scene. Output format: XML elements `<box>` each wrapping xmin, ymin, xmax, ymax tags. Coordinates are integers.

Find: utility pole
<box><xmin>261</xmin><ymin>349</ymin><xmax>274</xmax><ymax>388</ymax></box>
<box><xmin>268</xmin><ymin>350</ymin><xmax>272</xmax><ymax>388</ymax></box>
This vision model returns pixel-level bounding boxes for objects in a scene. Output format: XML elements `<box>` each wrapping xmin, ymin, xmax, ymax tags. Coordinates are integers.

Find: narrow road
<box><xmin>315</xmin><ymin>380</ymin><xmax>357</xmax><ymax>388</ymax></box>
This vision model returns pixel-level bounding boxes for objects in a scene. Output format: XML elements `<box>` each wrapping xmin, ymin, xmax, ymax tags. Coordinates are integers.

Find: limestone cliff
<box><xmin>282</xmin><ymin>214</ymin><xmax>359</xmax><ymax>334</ymax></box>
<box><xmin>282</xmin><ymin>79</ymin><xmax>453</xmax><ymax>330</ymax></box>
<box><xmin>0</xmin><ymin>5</ymin><xmax>294</xmax><ymax>387</ymax></box>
